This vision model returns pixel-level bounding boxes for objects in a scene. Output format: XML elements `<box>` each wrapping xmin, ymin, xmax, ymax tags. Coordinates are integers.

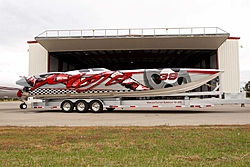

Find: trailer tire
<box><xmin>89</xmin><ymin>100</ymin><xmax>103</xmax><ymax>113</ymax></box>
<box><xmin>75</xmin><ymin>100</ymin><xmax>89</xmax><ymax>112</ymax></box>
<box><xmin>61</xmin><ymin>100</ymin><xmax>74</xmax><ymax>112</ymax></box>
<box><xmin>20</xmin><ymin>103</ymin><xmax>27</xmax><ymax>109</ymax></box>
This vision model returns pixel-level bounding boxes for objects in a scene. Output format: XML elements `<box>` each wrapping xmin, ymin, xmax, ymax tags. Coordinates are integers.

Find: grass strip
<box><xmin>0</xmin><ymin>125</ymin><xmax>249</xmax><ymax>166</ymax></box>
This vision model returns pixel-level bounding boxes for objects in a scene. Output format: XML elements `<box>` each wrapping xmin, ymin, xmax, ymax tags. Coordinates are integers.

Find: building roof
<box><xmin>35</xmin><ymin>27</ymin><xmax>230</xmax><ymax>52</ymax></box>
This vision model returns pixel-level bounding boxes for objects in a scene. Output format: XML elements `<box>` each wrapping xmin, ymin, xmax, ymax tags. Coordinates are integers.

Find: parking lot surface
<box><xmin>0</xmin><ymin>101</ymin><xmax>249</xmax><ymax>126</ymax></box>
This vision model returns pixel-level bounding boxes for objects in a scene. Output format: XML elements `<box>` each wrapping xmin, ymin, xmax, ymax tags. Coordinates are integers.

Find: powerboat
<box><xmin>16</xmin><ymin>68</ymin><xmax>223</xmax><ymax>97</ymax></box>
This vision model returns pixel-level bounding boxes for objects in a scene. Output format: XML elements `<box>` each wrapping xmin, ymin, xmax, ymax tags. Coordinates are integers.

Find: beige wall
<box><xmin>218</xmin><ymin>39</ymin><xmax>240</xmax><ymax>93</ymax></box>
<box><xmin>28</xmin><ymin>43</ymin><xmax>48</xmax><ymax>75</ymax></box>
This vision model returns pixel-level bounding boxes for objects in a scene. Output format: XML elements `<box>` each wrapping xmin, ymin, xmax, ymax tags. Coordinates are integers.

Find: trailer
<box><xmin>16</xmin><ymin>68</ymin><xmax>250</xmax><ymax>111</ymax></box>
<box><xmin>21</xmin><ymin>90</ymin><xmax>250</xmax><ymax>112</ymax></box>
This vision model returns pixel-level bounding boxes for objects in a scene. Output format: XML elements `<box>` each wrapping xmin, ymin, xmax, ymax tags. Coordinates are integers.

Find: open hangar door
<box><xmin>48</xmin><ymin>49</ymin><xmax>217</xmax><ymax>72</ymax></box>
<box><xmin>49</xmin><ymin>50</ymin><xmax>218</xmax><ymax>91</ymax></box>
<box><xmin>48</xmin><ymin>49</ymin><xmax>218</xmax><ymax>92</ymax></box>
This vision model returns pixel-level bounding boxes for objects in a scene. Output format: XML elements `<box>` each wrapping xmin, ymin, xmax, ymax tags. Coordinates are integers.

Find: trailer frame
<box><xmin>25</xmin><ymin>90</ymin><xmax>250</xmax><ymax>112</ymax></box>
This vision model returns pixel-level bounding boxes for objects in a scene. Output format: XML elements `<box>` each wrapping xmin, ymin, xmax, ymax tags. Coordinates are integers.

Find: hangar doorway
<box><xmin>48</xmin><ymin>49</ymin><xmax>217</xmax><ymax>72</ymax></box>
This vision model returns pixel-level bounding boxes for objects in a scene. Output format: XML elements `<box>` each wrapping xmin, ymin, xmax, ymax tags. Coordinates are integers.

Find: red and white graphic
<box><xmin>16</xmin><ymin>68</ymin><xmax>222</xmax><ymax>94</ymax></box>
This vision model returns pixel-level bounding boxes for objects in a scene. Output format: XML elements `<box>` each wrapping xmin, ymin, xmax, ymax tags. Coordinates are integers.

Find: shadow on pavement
<box><xmin>19</xmin><ymin>108</ymin><xmax>250</xmax><ymax>114</ymax></box>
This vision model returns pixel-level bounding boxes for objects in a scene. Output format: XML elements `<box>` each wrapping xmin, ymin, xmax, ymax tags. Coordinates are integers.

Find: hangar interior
<box><xmin>49</xmin><ymin>49</ymin><xmax>217</xmax><ymax>72</ymax></box>
<box><xmin>28</xmin><ymin>27</ymin><xmax>240</xmax><ymax>93</ymax></box>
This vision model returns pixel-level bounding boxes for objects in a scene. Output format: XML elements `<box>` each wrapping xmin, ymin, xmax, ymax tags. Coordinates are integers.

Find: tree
<box><xmin>243</xmin><ymin>81</ymin><xmax>250</xmax><ymax>97</ymax></box>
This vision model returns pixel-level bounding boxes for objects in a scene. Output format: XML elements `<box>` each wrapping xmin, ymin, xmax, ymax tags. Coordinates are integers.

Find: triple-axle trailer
<box><xmin>23</xmin><ymin>91</ymin><xmax>250</xmax><ymax>112</ymax></box>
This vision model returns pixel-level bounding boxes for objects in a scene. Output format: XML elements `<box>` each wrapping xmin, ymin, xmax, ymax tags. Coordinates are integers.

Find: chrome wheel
<box><xmin>75</xmin><ymin>100</ymin><xmax>88</xmax><ymax>112</ymax></box>
<box><xmin>61</xmin><ymin>100</ymin><xmax>74</xmax><ymax>112</ymax></box>
<box><xmin>90</xmin><ymin>100</ymin><xmax>103</xmax><ymax>113</ymax></box>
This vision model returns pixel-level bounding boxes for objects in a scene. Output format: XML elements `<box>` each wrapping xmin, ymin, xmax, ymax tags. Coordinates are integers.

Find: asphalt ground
<box><xmin>0</xmin><ymin>101</ymin><xmax>249</xmax><ymax>126</ymax></box>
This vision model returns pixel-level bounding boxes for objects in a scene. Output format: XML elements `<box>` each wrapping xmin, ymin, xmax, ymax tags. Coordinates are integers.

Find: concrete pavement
<box><xmin>0</xmin><ymin>101</ymin><xmax>249</xmax><ymax>126</ymax></box>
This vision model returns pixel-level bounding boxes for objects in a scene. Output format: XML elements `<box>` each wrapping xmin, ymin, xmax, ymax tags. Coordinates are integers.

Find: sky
<box><xmin>0</xmin><ymin>0</ymin><xmax>249</xmax><ymax>85</ymax></box>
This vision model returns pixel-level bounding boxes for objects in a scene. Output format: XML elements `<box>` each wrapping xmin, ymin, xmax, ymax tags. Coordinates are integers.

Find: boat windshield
<box><xmin>91</xmin><ymin>68</ymin><xmax>109</xmax><ymax>71</ymax></box>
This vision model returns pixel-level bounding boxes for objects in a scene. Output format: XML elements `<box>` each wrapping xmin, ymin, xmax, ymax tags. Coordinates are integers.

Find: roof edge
<box><xmin>228</xmin><ymin>37</ymin><xmax>240</xmax><ymax>40</ymax></box>
<box><xmin>27</xmin><ymin>40</ymin><xmax>38</xmax><ymax>44</ymax></box>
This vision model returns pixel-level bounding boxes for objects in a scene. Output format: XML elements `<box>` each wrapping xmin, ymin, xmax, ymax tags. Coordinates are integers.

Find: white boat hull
<box><xmin>16</xmin><ymin>68</ymin><xmax>223</xmax><ymax>97</ymax></box>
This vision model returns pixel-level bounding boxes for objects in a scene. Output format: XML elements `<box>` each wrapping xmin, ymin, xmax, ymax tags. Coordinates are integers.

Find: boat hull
<box><xmin>16</xmin><ymin>68</ymin><xmax>223</xmax><ymax>95</ymax></box>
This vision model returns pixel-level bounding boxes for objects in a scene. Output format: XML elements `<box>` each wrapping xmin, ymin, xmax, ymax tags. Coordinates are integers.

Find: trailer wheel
<box><xmin>89</xmin><ymin>100</ymin><xmax>103</xmax><ymax>113</ymax></box>
<box><xmin>61</xmin><ymin>100</ymin><xmax>74</xmax><ymax>112</ymax></box>
<box><xmin>20</xmin><ymin>103</ymin><xmax>27</xmax><ymax>109</ymax></box>
<box><xmin>75</xmin><ymin>100</ymin><xmax>89</xmax><ymax>112</ymax></box>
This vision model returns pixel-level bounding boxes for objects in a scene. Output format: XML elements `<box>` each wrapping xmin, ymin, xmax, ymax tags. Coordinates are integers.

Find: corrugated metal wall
<box><xmin>218</xmin><ymin>39</ymin><xmax>240</xmax><ymax>93</ymax></box>
<box><xmin>28</xmin><ymin>43</ymin><xmax>48</xmax><ymax>75</ymax></box>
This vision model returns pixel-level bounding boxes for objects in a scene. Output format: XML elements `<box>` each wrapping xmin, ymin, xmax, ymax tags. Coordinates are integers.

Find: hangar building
<box><xmin>27</xmin><ymin>27</ymin><xmax>240</xmax><ymax>93</ymax></box>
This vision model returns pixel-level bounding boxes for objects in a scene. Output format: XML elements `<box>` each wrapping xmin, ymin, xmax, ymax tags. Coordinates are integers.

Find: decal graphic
<box><xmin>25</xmin><ymin>70</ymin><xmax>151</xmax><ymax>92</ymax></box>
<box><xmin>16</xmin><ymin>68</ymin><xmax>220</xmax><ymax>93</ymax></box>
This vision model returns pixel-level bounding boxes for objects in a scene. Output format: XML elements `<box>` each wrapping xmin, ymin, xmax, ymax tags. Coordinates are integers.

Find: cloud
<box><xmin>0</xmin><ymin>0</ymin><xmax>249</xmax><ymax>79</ymax></box>
<box><xmin>0</xmin><ymin>51</ymin><xmax>28</xmax><ymax>74</ymax></box>
<box><xmin>240</xmin><ymin>70</ymin><xmax>250</xmax><ymax>81</ymax></box>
